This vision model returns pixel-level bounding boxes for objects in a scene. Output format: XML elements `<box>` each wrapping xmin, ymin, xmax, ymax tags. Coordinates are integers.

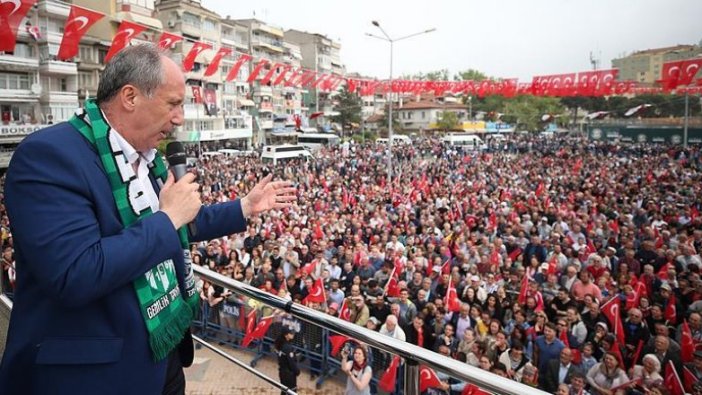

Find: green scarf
<box><xmin>69</xmin><ymin>99</ymin><xmax>199</xmax><ymax>362</ymax></box>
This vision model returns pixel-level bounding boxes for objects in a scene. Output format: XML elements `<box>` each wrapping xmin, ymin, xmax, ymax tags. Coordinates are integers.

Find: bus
<box><xmin>260</xmin><ymin>144</ymin><xmax>313</xmax><ymax>165</ymax></box>
<box><xmin>297</xmin><ymin>133</ymin><xmax>341</xmax><ymax>151</ymax></box>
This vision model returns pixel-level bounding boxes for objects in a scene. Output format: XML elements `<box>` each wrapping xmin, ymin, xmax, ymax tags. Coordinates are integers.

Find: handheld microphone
<box><xmin>165</xmin><ymin>141</ymin><xmax>197</xmax><ymax>236</ymax></box>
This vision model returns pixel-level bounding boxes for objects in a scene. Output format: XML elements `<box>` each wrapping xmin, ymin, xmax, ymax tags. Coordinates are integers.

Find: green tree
<box><xmin>378</xmin><ymin>105</ymin><xmax>402</xmax><ymax>136</ymax></box>
<box><xmin>454</xmin><ymin>69</ymin><xmax>489</xmax><ymax>81</ymax></box>
<box><xmin>331</xmin><ymin>86</ymin><xmax>362</xmax><ymax>131</ymax></box>
<box><xmin>436</xmin><ymin>111</ymin><xmax>460</xmax><ymax>131</ymax></box>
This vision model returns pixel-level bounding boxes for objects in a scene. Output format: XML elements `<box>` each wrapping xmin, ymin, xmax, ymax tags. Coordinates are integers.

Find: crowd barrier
<box><xmin>193</xmin><ymin>299</ymin><xmax>406</xmax><ymax>393</ymax></box>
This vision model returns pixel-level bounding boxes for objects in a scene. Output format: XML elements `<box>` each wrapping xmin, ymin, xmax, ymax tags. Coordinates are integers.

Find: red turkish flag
<box><xmin>259</xmin><ymin>62</ymin><xmax>282</xmax><ymax>85</ymax></box>
<box><xmin>329</xmin><ymin>334</ymin><xmax>351</xmax><ymax>357</ymax></box>
<box><xmin>191</xmin><ymin>86</ymin><xmax>203</xmax><ymax>104</ymax></box>
<box><xmin>684</xmin><ymin>366</ymin><xmax>700</xmax><ymax>392</ymax></box>
<box><xmin>508</xmin><ymin>247</ymin><xmax>522</xmax><ymax>263</ymax></box>
<box><xmin>0</xmin><ymin>0</ymin><xmax>37</xmax><ymax>52</ymax></box>
<box><xmin>157</xmin><ymin>31</ymin><xmax>183</xmax><ymax>50</ymax></box>
<box><xmin>182</xmin><ymin>41</ymin><xmax>212</xmax><ymax>72</ymax></box>
<box><xmin>385</xmin><ymin>275</ymin><xmax>400</xmax><ymax>298</ymax></box>
<box><xmin>379</xmin><ymin>355</ymin><xmax>401</xmax><ymax>393</ymax></box>
<box><xmin>660</xmin><ymin>61</ymin><xmax>684</xmax><ymax>90</ymax></box>
<box><xmin>665</xmin><ymin>293</ymin><xmax>677</xmax><ymax>324</ymax></box>
<box><xmin>682</xmin><ymin>320</ymin><xmax>695</xmax><ymax>363</ymax></box>
<box><xmin>445</xmin><ymin>278</ymin><xmax>461</xmax><ymax>312</ymax></box>
<box><xmin>246</xmin><ymin>59</ymin><xmax>270</xmax><ymax>83</ymax></box>
<box><xmin>57</xmin><ymin>5</ymin><xmax>104</xmax><ymax>60</ymax></box>
<box><xmin>419</xmin><ymin>365</ymin><xmax>442</xmax><ymax>392</ymax></box>
<box><xmin>666</xmin><ymin>360</ymin><xmax>685</xmax><ymax>395</ymax></box>
<box><xmin>225</xmin><ymin>53</ymin><xmax>252</xmax><ymax>82</ymax></box>
<box><xmin>601</xmin><ymin>297</ymin><xmax>625</xmax><ymax>345</ymax></box>
<box><xmin>678</xmin><ymin>58</ymin><xmax>702</xmax><ymax>87</ymax></box>
<box><xmin>595</xmin><ymin>69</ymin><xmax>619</xmax><ymax>95</ymax></box>
<box><xmin>241</xmin><ymin>309</ymin><xmax>256</xmax><ymax>345</ymax></box>
<box><xmin>338</xmin><ymin>299</ymin><xmax>351</xmax><ymax>321</ymax></box>
<box><xmin>104</xmin><ymin>21</ymin><xmax>146</xmax><ymax>63</ymax></box>
<box><xmin>576</xmin><ymin>71</ymin><xmax>596</xmax><ymax>96</ymax></box>
<box><xmin>271</xmin><ymin>65</ymin><xmax>292</xmax><ymax>86</ymax></box>
<box><xmin>517</xmin><ymin>274</ymin><xmax>529</xmax><ymax>305</ymax></box>
<box><xmin>303</xmin><ymin>278</ymin><xmax>326</xmax><ymax>304</ymax></box>
<box><xmin>204</xmin><ymin>47</ymin><xmax>232</xmax><ymax>77</ymax></box>
<box><xmin>241</xmin><ymin>315</ymin><xmax>273</xmax><ymax>347</ymax></box>
<box><xmin>462</xmin><ymin>384</ymin><xmax>490</xmax><ymax>395</ymax></box>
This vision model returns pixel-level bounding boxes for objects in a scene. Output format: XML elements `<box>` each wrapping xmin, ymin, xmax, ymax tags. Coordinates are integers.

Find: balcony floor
<box><xmin>186</xmin><ymin>343</ymin><xmax>343</xmax><ymax>394</ymax></box>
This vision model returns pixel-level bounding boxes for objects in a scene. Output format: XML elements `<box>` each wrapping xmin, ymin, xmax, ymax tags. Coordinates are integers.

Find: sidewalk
<box><xmin>185</xmin><ymin>343</ymin><xmax>345</xmax><ymax>395</ymax></box>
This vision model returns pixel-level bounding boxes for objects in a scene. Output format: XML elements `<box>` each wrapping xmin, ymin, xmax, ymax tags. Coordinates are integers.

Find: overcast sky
<box><xmin>203</xmin><ymin>0</ymin><xmax>702</xmax><ymax>82</ymax></box>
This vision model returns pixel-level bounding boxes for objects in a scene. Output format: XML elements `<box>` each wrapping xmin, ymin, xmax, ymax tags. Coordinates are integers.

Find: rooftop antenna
<box><xmin>589</xmin><ymin>51</ymin><xmax>600</xmax><ymax>70</ymax></box>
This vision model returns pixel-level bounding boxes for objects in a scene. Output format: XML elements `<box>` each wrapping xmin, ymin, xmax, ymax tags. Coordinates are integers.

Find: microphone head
<box><xmin>166</xmin><ymin>141</ymin><xmax>187</xmax><ymax>166</ymax></box>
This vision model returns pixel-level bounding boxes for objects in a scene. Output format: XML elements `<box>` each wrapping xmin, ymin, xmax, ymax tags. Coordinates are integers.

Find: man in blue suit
<box><xmin>0</xmin><ymin>44</ymin><xmax>295</xmax><ymax>394</ymax></box>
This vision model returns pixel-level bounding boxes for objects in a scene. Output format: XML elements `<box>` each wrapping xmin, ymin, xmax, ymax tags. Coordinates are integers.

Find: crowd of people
<box><xmin>4</xmin><ymin>133</ymin><xmax>702</xmax><ymax>394</ymax></box>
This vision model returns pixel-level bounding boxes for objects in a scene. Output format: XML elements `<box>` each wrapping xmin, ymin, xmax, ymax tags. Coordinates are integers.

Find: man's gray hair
<box><xmin>96</xmin><ymin>44</ymin><xmax>165</xmax><ymax>105</ymax></box>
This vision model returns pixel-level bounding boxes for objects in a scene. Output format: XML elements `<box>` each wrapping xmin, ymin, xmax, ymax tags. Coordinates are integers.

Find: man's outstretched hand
<box><xmin>240</xmin><ymin>174</ymin><xmax>297</xmax><ymax>218</ymax></box>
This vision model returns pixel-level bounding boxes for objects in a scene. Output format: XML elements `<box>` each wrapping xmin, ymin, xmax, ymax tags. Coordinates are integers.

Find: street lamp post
<box><xmin>366</xmin><ymin>21</ymin><xmax>435</xmax><ymax>183</ymax></box>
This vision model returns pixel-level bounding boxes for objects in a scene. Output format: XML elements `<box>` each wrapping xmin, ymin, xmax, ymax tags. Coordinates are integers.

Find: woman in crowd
<box><xmin>340</xmin><ymin>345</ymin><xmax>372</xmax><ymax>395</ymax></box>
<box><xmin>586</xmin><ymin>352</ymin><xmax>630</xmax><ymax>395</ymax></box>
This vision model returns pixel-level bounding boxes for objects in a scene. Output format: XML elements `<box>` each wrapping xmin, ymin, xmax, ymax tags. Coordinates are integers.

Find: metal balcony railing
<box><xmin>192</xmin><ymin>265</ymin><xmax>550</xmax><ymax>395</ymax></box>
<box><xmin>0</xmin><ymin>266</ymin><xmax>550</xmax><ymax>395</ymax></box>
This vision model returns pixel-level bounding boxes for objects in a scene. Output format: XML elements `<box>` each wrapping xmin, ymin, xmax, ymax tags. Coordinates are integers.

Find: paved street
<box><xmin>185</xmin><ymin>344</ymin><xmax>345</xmax><ymax>395</ymax></box>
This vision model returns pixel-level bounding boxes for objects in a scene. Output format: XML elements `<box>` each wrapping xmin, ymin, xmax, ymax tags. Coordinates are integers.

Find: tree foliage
<box><xmin>454</xmin><ymin>69</ymin><xmax>489</xmax><ymax>81</ymax></box>
<box><xmin>436</xmin><ymin>111</ymin><xmax>460</xmax><ymax>131</ymax></box>
<box><xmin>331</xmin><ymin>86</ymin><xmax>362</xmax><ymax>129</ymax></box>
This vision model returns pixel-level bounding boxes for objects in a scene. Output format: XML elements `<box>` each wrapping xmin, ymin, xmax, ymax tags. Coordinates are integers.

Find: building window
<box><xmin>182</xmin><ymin>12</ymin><xmax>201</xmax><ymax>28</ymax></box>
<box><xmin>421</xmin><ymin>111</ymin><xmax>426</xmax><ymax>119</ymax></box>
<box><xmin>203</xmin><ymin>19</ymin><xmax>216</xmax><ymax>32</ymax></box>
<box><xmin>78</xmin><ymin>71</ymin><xmax>94</xmax><ymax>87</ymax></box>
<box><xmin>60</xmin><ymin>78</ymin><xmax>67</xmax><ymax>92</ymax></box>
<box><xmin>79</xmin><ymin>46</ymin><xmax>95</xmax><ymax>62</ymax></box>
<box><xmin>12</xmin><ymin>43</ymin><xmax>34</xmax><ymax>58</ymax></box>
<box><xmin>0</xmin><ymin>73</ymin><xmax>31</xmax><ymax>90</ymax></box>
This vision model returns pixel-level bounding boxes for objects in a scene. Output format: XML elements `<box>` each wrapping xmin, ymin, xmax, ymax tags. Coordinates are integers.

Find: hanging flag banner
<box><xmin>182</xmin><ymin>41</ymin><xmax>212</xmax><ymax>72</ymax></box>
<box><xmin>0</xmin><ymin>0</ymin><xmax>37</xmax><ymax>52</ymax></box>
<box><xmin>104</xmin><ymin>21</ymin><xmax>146</xmax><ymax>63</ymax></box>
<box><xmin>57</xmin><ymin>5</ymin><xmax>105</xmax><ymax>60</ymax></box>
<box><xmin>225</xmin><ymin>53</ymin><xmax>252</xmax><ymax>82</ymax></box>
<box><xmin>204</xmin><ymin>47</ymin><xmax>232</xmax><ymax>76</ymax></box>
<box><xmin>157</xmin><ymin>31</ymin><xmax>183</xmax><ymax>50</ymax></box>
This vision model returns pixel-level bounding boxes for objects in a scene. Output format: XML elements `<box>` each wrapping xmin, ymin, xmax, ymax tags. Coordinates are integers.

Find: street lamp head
<box><xmin>425</xmin><ymin>28</ymin><xmax>437</xmax><ymax>33</ymax></box>
<box><xmin>372</xmin><ymin>20</ymin><xmax>380</xmax><ymax>27</ymax></box>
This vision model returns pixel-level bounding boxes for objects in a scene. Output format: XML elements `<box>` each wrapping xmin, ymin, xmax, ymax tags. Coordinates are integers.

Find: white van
<box><xmin>441</xmin><ymin>133</ymin><xmax>487</xmax><ymax>151</ymax></box>
<box><xmin>260</xmin><ymin>144</ymin><xmax>313</xmax><ymax>165</ymax></box>
<box><xmin>297</xmin><ymin>133</ymin><xmax>340</xmax><ymax>152</ymax></box>
<box><xmin>375</xmin><ymin>135</ymin><xmax>411</xmax><ymax>145</ymax></box>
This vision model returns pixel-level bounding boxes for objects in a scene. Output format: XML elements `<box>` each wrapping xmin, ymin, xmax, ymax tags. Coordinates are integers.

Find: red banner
<box><xmin>104</xmin><ymin>21</ymin><xmax>146</xmax><ymax>63</ymax></box>
<box><xmin>204</xmin><ymin>47</ymin><xmax>232</xmax><ymax>76</ymax></box>
<box><xmin>57</xmin><ymin>5</ymin><xmax>105</xmax><ymax>60</ymax></box>
<box><xmin>157</xmin><ymin>31</ymin><xmax>183</xmax><ymax>50</ymax></box>
<box><xmin>0</xmin><ymin>0</ymin><xmax>37</xmax><ymax>52</ymax></box>
<box><xmin>225</xmin><ymin>53</ymin><xmax>252</xmax><ymax>82</ymax></box>
<box><xmin>182</xmin><ymin>41</ymin><xmax>212</xmax><ymax>72</ymax></box>
<box><xmin>191</xmin><ymin>86</ymin><xmax>202</xmax><ymax>104</ymax></box>
<box><xmin>246</xmin><ymin>59</ymin><xmax>270</xmax><ymax>83</ymax></box>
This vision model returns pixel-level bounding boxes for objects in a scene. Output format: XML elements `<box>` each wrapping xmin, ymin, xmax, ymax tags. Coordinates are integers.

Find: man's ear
<box><xmin>119</xmin><ymin>85</ymin><xmax>138</xmax><ymax>111</ymax></box>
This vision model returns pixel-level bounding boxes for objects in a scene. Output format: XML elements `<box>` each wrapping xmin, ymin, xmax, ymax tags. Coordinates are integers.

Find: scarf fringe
<box><xmin>149</xmin><ymin>303</ymin><xmax>193</xmax><ymax>362</ymax></box>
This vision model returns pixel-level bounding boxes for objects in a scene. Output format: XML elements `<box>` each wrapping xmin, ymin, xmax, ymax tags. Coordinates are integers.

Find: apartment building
<box><xmin>0</xmin><ymin>0</ymin><xmax>81</xmax><ymax>169</ymax></box>
<box><xmin>284</xmin><ymin>30</ymin><xmax>345</xmax><ymax>116</ymax></box>
<box><xmin>612</xmin><ymin>43</ymin><xmax>702</xmax><ymax>85</ymax></box>
<box><xmin>155</xmin><ymin>0</ymin><xmax>252</xmax><ymax>148</ymax></box>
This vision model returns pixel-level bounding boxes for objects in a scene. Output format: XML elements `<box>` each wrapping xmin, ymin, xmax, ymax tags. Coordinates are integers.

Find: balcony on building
<box><xmin>36</xmin><ymin>0</ymin><xmax>71</xmax><ymax>18</ymax></box>
<box><xmin>253</xmin><ymin>85</ymin><xmax>273</xmax><ymax>97</ymax></box>
<box><xmin>0</xmin><ymin>52</ymin><xmax>39</xmax><ymax>72</ymax></box>
<box><xmin>115</xmin><ymin>2</ymin><xmax>163</xmax><ymax>30</ymax></box>
<box><xmin>39</xmin><ymin>59</ymin><xmax>77</xmax><ymax>76</ymax></box>
<box><xmin>258</xmin><ymin>102</ymin><xmax>273</xmax><ymax>113</ymax></box>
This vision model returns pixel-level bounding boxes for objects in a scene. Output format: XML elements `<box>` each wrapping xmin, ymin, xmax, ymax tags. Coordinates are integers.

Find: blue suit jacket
<box><xmin>0</xmin><ymin>122</ymin><xmax>247</xmax><ymax>394</ymax></box>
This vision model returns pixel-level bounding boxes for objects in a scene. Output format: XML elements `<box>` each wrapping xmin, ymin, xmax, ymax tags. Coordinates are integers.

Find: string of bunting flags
<box><xmin>1</xmin><ymin>0</ymin><xmax>701</xmax><ymax>97</ymax></box>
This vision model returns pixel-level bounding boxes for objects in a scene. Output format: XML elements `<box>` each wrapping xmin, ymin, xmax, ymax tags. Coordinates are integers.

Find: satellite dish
<box><xmin>31</xmin><ymin>83</ymin><xmax>42</xmax><ymax>95</ymax></box>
